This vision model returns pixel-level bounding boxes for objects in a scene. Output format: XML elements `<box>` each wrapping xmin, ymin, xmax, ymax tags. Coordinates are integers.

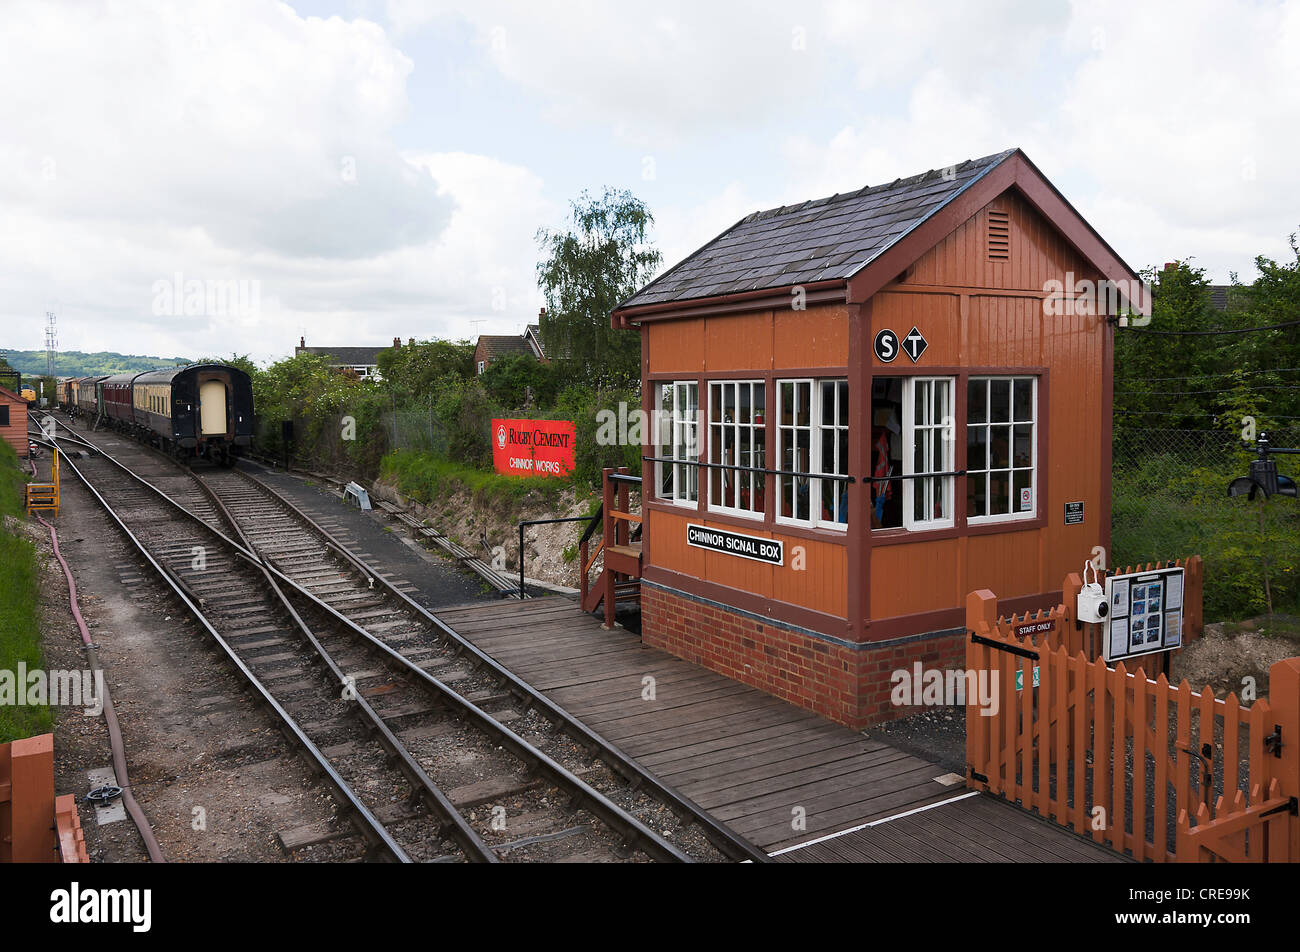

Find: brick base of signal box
<box><xmin>640</xmin><ymin>582</ymin><xmax>967</xmax><ymax>730</ymax></box>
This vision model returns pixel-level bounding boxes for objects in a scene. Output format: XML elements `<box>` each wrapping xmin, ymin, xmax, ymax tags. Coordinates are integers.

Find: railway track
<box><xmin>35</xmin><ymin>418</ymin><xmax>769</xmax><ymax>863</ymax></box>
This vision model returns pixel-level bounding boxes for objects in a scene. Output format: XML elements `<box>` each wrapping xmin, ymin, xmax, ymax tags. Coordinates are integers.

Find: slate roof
<box><xmin>475</xmin><ymin>335</ymin><xmax>534</xmax><ymax>360</ymax></box>
<box><xmin>618</xmin><ymin>148</ymin><xmax>1019</xmax><ymax>310</ymax></box>
<box><xmin>297</xmin><ymin>346</ymin><xmax>388</xmax><ymax>366</ymax></box>
<box><xmin>1207</xmin><ymin>285</ymin><xmax>1231</xmax><ymax>311</ymax></box>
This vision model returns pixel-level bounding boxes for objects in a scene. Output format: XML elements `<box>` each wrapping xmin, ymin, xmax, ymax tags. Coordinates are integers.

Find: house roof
<box><xmin>297</xmin><ymin>346</ymin><xmax>388</xmax><ymax>366</ymax></box>
<box><xmin>615</xmin><ymin>147</ymin><xmax>1142</xmax><ymax>316</ymax></box>
<box><xmin>475</xmin><ymin>335</ymin><xmax>534</xmax><ymax>361</ymax></box>
<box><xmin>1207</xmin><ymin>285</ymin><xmax>1231</xmax><ymax>311</ymax></box>
<box><xmin>0</xmin><ymin>385</ymin><xmax>27</xmax><ymax>404</ymax></box>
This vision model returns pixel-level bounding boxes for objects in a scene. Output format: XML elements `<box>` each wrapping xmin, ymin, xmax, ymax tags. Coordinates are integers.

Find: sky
<box><xmin>2</xmin><ymin>0</ymin><xmax>1298</xmax><ymax>365</ymax></box>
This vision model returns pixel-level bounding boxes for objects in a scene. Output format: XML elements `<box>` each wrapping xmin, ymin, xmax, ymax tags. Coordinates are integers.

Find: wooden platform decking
<box><xmin>438</xmin><ymin>596</ymin><xmax>1126</xmax><ymax>861</ymax></box>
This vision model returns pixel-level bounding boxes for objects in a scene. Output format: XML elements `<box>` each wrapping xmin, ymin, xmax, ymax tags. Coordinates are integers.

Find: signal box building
<box><xmin>610</xmin><ymin>148</ymin><xmax>1144</xmax><ymax>729</ymax></box>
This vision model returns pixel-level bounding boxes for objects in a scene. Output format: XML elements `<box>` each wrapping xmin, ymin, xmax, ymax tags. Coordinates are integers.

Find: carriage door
<box><xmin>199</xmin><ymin>380</ymin><xmax>228</xmax><ymax>436</ymax></box>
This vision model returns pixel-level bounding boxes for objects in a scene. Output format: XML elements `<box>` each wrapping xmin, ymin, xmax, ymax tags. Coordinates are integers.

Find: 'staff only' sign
<box><xmin>491</xmin><ymin>418</ymin><xmax>576</xmax><ymax>478</ymax></box>
<box><xmin>687</xmin><ymin>524</ymin><xmax>783</xmax><ymax>565</ymax></box>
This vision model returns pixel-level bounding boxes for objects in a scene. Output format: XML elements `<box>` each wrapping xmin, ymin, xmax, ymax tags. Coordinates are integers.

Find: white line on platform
<box><xmin>767</xmin><ymin>790</ymin><xmax>981</xmax><ymax>857</ymax></box>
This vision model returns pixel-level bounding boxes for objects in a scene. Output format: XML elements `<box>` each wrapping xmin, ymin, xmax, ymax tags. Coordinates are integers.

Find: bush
<box><xmin>380</xmin><ymin>450</ymin><xmax>560</xmax><ymax>507</ymax></box>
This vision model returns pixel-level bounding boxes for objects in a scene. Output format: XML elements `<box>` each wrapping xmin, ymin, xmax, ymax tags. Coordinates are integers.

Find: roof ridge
<box><xmin>739</xmin><ymin>149</ymin><xmax>1016</xmax><ymax>225</ymax></box>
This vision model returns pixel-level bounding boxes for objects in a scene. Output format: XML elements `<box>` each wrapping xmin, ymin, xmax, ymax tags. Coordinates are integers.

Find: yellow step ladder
<box><xmin>26</xmin><ymin>447</ymin><xmax>60</xmax><ymax>518</ymax></box>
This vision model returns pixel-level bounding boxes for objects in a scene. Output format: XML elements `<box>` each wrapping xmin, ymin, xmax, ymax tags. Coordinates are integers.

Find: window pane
<box><xmin>914</xmin><ymin>380</ymin><xmax>928</xmax><ymax>427</ymax></box>
<box><xmin>968</xmin><ymin>426</ymin><xmax>987</xmax><ymax>471</ymax></box>
<box><xmin>797</xmin><ymin>382</ymin><xmax>810</xmax><ymax>426</ymax></box>
<box><xmin>821</xmin><ymin>381</ymin><xmax>835</xmax><ymax>426</ymax></box>
<box><xmin>837</xmin><ymin>428</ymin><xmax>848</xmax><ymax>476</ymax></box>
<box><xmin>1013</xmin><ymin>378</ymin><xmax>1033</xmax><ymax>422</ymax></box>
<box><xmin>837</xmin><ymin>380</ymin><xmax>849</xmax><ymax>426</ymax></box>
<box><xmin>934</xmin><ymin>379</ymin><xmax>949</xmax><ymax>427</ymax></box>
<box><xmin>989</xmin><ymin>471</ymin><xmax>1010</xmax><ymax>514</ymax></box>
<box><xmin>990</xmin><ymin>425</ymin><xmax>1011</xmax><ymax>469</ymax></box>
<box><xmin>968</xmin><ymin>379</ymin><xmax>987</xmax><ymax>423</ymax></box>
<box><xmin>1013</xmin><ymin>469</ymin><xmax>1033</xmax><ymax>513</ymax></box>
<box><xmin>967</xmin><ymin>473</ymin><xmax>987</xmax><ymax>518</ymax></box>
<box><xmin>1013</xmin><ymin>424</ymin><xmax>1033</xmax><ymax>467</ymax></box>
<box><xmin>780</xmin><ymin>382</ymin><xmax>794</xmax><ymax>424</ymax></box>
<box><xmin>990</xmin><ymin>379</ymin><xmax>1010</xmax><ymax>422</ymax></box>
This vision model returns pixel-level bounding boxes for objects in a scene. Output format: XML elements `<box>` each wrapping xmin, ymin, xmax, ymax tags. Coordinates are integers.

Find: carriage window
<box><xmin>708</xmin><ymin>380</ymin><xmax>766</xmax><ymax>518</ymax></box>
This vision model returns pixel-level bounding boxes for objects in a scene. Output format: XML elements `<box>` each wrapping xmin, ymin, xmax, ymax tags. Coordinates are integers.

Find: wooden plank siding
<box><xmin>0</xmin><ymin>388</ymin><xmax>29</xmax><ymax>457</ymax></box>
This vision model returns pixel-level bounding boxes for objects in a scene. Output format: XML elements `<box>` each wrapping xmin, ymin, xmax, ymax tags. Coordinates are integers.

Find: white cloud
<box><xmin>0</xmin><ymin>0</ymin><xmax>552</xmax><ymax>363</ymax></box>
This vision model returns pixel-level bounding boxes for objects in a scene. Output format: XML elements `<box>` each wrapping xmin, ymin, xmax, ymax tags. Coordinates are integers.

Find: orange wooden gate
<box><xmin>965</xmin><ymin>582</ymin><xmax>1298</xmax><ymax>863</ymax></box>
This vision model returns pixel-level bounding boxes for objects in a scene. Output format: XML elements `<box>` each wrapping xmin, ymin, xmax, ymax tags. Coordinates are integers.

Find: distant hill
<box><xmin>0</xmin><ymin>349</ymin><xmax>191</xmax><ymax>378</ymax></box>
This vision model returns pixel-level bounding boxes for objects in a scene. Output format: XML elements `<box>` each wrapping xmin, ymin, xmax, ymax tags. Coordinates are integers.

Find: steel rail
<box><xmin>189</xmin><ymin>473</ymin><xmax>498</xmax><ymax>863</ymax></box>
<box><xmin>29</xmin><ymin>432</ymin><xmax>410</xmax><ymax>863</ymax></box>
<box><xmin>41</xmin><ymin>423</ymin><xmax>697</xmax><ymax>862</ymax></box>
<box><xmin>230</xmin><ymin>465</ymin><xmax>772</xmax><ymax>864</ymax></box>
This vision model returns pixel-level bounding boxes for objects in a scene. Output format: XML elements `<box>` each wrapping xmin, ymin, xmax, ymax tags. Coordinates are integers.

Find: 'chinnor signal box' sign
<box><xmin>687</xmin><ymin>523</ymin><xmax>784</xmax><ymax>565</ymax></box>
<box><xmin>491</xmin><ymin>419</ymin><xmax>576</xmax><ymax>478</ymax></box>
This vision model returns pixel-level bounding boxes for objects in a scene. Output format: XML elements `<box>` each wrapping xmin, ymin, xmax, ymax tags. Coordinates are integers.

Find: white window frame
<box><xmin>656</xmin><ymin>380</ymin><xmax>699</xmax><ymax>507</ymax></box>
<box><xmin>776</xmin><ymin>377</ymin><xmax>849</xmax><ymax>531</ymax></box>
<box><xmin>966</xmin><ymin>375</ymin><xmax>1038</xmax><ymax>525</ymax></box>
<box><xmin>901</xmin><ymin>376</ymin><xmax>955</xmax><ymax>531</ymax></box>
<box><xmin>707</xmin><ymin>379</ymin><xmax>766</xmax><ymax>520</ymax></box>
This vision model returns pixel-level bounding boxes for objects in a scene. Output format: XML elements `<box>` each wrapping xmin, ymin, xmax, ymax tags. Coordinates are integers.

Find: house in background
<box><xmin>295</xmin><ymin>336</ymin><xmax>405</xmax><ymax>381</ymax></box>
<box><xmin>473</xmin><ymin>310</ymin><xmax>549</xmax><ymax>375</ymax></box>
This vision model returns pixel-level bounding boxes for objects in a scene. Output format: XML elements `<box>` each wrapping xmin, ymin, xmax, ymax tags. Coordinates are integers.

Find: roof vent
<box><xmin>987</xmin><ymin>209</ymin><xmax>1010</xmax><ymax>261</ymax></box>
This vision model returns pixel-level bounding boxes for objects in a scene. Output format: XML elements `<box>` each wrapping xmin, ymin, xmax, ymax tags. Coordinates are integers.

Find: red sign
<box><xmin>491</xmin><ymin>418</ymin><xmax>576</xmax><ymax>478</ymax></box>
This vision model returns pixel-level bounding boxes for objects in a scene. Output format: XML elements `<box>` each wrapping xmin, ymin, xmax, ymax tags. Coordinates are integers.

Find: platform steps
<box><xmin>578</xmin><ymin>467</ymin><xmax>642</xmax><ymax>628</ymax></box>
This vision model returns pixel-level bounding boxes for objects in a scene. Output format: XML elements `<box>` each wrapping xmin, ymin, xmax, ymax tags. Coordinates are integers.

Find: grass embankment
<box><xmin>380</xmin><ymin>449</ymin><xmax>567</xmax><ymax>507</ymax></box>
<box><xmin>1112</xmin><ymin>455</ymin><xmax>1300</xmax><ymax>621</ymax></box>
<box><xmin>0</xmin><ymin>440</ymin><xmax>51</xmax><ymax>742</ymax></box>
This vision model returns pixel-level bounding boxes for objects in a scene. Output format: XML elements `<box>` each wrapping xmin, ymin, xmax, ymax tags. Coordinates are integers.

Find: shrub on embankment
<box><xmin>0</xmin><ymin>440</ymin><xmax>51</xmax><ymax>743</ymax></box>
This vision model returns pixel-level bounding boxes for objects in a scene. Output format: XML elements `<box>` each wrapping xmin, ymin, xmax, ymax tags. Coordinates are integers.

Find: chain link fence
<box><xmin>1112</xmin><ymin>427</ymin><xmax>1300</xmax><ymax>619</ymax></box>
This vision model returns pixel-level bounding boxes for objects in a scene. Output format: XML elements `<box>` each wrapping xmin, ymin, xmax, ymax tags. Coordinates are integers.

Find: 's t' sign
<box><xmin>901</xmin><ymin>326</ymin><xmax>929</xmax><ymax>363</ymax></box>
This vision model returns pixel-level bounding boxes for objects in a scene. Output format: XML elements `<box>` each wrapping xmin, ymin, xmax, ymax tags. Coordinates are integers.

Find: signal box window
<box><xmin>708</xmin><ymin>380</ymin><xmax>766</xmax><ymax>517</ymax></box>
<box><xmin>657</xmin><ymin>381</ymin><xmax>698</xmax><ymax>505</ymax></box>
<box><xmin>871</xmin><ymin>376</ymin><xmax>955</xmax><ymax>530</ymax></box>
<box><xmin>776</xmin><ymin>378</ymin><xmax>848</xmax><ymax>529</ymax></box>
<box><xmin>967</xmin><ymin>376</ymin><xmax>1037</xmax><ymax>522</ymax></box>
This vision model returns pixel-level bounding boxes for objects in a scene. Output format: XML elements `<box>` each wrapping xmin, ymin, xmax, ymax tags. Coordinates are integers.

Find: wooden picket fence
<box><xmin>966</xmin><ymin>566</ymin><xmax>1299</xmax><ymax>863</ymax></box>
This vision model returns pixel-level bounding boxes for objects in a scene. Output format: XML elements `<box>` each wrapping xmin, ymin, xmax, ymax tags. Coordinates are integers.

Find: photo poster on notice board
<box><xmin>1103</xmin><ymin>566</ymin><xmax>1185</xmax><ymax>663</ymax></box>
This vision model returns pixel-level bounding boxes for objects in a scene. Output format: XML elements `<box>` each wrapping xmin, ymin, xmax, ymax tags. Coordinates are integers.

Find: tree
<box><xmin>479</xmin><ymin>353</ymin><xmax>558</xmax><ymax>409</ymax></box>
<box><xmin>536</xmin><ymin>188</ymin><xmax>662</xmax><ymax>389</ymax></box>
<box><xmin>376</xmin><ymin>339</ymin><xmax>474</xmax><ymax>396</ymax></box>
